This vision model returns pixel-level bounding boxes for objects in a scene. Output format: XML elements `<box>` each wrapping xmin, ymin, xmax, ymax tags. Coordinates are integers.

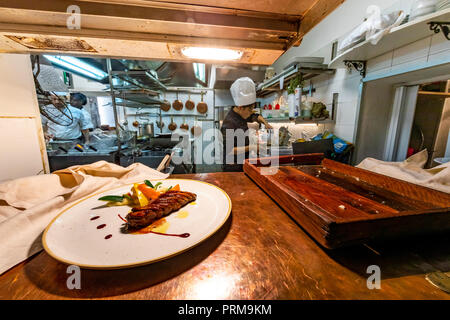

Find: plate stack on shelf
<box><xmin>410</xmin><ymin>0</ymin><xmax>438</xmax><ymax>21</ymax></box>
<box><xmin>437</xmin><ymin>0</ymin><xmax>450</xmax><ymax>10</ymax></box>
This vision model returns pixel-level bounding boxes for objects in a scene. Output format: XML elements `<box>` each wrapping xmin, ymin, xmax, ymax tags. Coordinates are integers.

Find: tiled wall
<box><xmin>366</xmin><ymin>33</ymin><xmax>450</xmax><ymax>79</ymax></box>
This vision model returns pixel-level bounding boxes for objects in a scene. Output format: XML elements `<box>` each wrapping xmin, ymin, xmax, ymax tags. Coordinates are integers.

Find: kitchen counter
<box><xmin>0</xmin><ymin>172</ymin><xmax>449</xmax><ymax>299</ymax></box>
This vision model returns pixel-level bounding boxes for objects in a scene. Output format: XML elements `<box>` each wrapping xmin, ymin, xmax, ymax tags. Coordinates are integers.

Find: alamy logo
<box><xmin>66</xmin><ymin>5</ymin><xmax>81</xmax><ymax>30</ymax></box>
<box><xmin>66</xmin><ymin>265</ymin><xmax>81</xmax><ymax>289</ymax></box>
<box><xmin>366</xmin><ymin>265</ymin><xmax>381</xmax><ymax>289</ymax></box>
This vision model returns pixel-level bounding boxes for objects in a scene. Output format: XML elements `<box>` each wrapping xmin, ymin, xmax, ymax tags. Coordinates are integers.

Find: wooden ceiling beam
<box><xmin>287</xmin><ymin>0</ymin><xmax>345</xmax><ymax>48</ymax></box>
<box><xmin>0</xmin><ymin>22</ymin><xmax>287</xmax><ymax>50</ymax></box>
<box><xmin>0</xmin><ymin>0</ymin><xmax>300</xmax><ymax>33</ymax></box>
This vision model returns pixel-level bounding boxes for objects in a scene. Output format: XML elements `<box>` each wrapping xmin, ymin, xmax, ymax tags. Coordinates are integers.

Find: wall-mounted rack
<box><xmin>343</xmin><ymin>60</ymin><xmax>367</xmax><ymax>77</ymax></box>
<box><xmin>256</xmin><ymin>64</ymin><xmax>335</xmax><ymax>97</ymax></box>
<box><xmin>429</xmin><ymin>21</ymin><xmax>450</xmax><ymax>40</ymax></box>
<box><xmin>111</xmin><ymin>70</ymin><xmax>167</xmax><ymax>91</ymax></box>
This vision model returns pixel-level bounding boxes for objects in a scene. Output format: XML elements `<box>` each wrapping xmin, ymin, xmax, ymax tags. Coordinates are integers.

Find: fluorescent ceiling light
<box><xmin>181</xmin><ymin>47</ymin><xmax>243</xmax><ymax>61</ymax></box>
<box><xmin>43</xmin><ymin>55</ymin><xmax>107</xmax><ymax>80</ymax></box>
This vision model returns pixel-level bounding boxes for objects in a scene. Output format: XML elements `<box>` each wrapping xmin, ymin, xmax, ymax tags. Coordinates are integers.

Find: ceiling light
<box><xmin>43</xmin><ymin>55</ymin><xmax>107</xmax><ymax>81</ymax></box>
<box><xmin>181</xmin><ymin>47</ymin><xmax>243</xmax><ymax>61</ymax></box>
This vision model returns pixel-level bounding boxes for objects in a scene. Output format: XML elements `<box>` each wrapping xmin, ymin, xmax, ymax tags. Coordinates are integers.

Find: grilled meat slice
<box><xmin>126</xmin><ymin>190</ymin><xmax>196</xmax><ymax>229</ymax></box>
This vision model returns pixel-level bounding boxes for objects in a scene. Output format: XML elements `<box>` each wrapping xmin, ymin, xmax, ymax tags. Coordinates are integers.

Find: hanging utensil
<box><xmin>168</xmin><ymin>116</ymin><xmax>177</xmax><ymax>131</ymax></box>
<box><xmin>144</xmin><ymin>122</ymin><xmax>154</xmax><ymax>137</ymax></box>
<box><xmin>161</xmin><ymin>93</ymin><xmax>171</xmax><ymax>112</ymax></box>
<box><xmin>185</xmin><ymin>93</ymin><xmax>195</xmax><ymax>110</ymax></box>
<box><xmin>172</xmin><ymin>91</ymin><xmax>183</xmax><ymax>111</ymax></box>
<box><xmin>180</xmin><ymin>117</ymin><xmax>189</xmax><ymax>131</ymax></box>
<box><xmin>156</xmin><ymin>120</ymin><xmax>165</xmax><ymax>130</ymax></box>
<box><xmin>197</xmin><ymin>91</ymin><xmax>208</xmax><ymax>114</ymax></box>
<box><xmin>191</xmin><ymin>117</ymin><xmax>202</xmax><ymax>137</ymax></box>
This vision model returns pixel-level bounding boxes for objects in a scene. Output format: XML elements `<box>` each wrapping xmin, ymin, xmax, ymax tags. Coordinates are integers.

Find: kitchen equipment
<box><xmin>168</xmin><ymin>117</ymin><xmax>177</xmax><ymax>131</ymax></box>
<box><xmin>161</xmin><ymin>92</ymin><xmax>171</xmax><ymax>112</ymax></box>
<box><xmin>156</xmin><ymin>152</ymin><xmax>173</xmax><ymax>172</ymax></box>
<box><xmin>132</xmin><ymin>120</ymin><xmax>139</xmax><ymax>128</ymax></box>
<box><xmin>49</xmin><ymin>140</ymin><xmax>77</xmax><ymax>152</ymax></box>
<box><xmin>197</xmin><ymin>92</ymin><xmax>208</xmax><ymax>114</ymax></box>
<box><xmin>180</xmin><ymin>117</ymin><xmax>189</xmax><ymax>131</ymax></box>
<box><xmin>58</xmin><ymin>146</ymin><xmax>68</xmax><ymax>153</ymax></box>
<box><xmin>156</xmin><ymin>133</ymin><xmax>172</xmax><ymax>139</ymax></box>
<box><xmin>144</xmin><ymin>122</ymin><xmax>154</xmax><ymax>137</ymax></box>
<box><xmin>172</xmin><ymin>92</ymin><xmax>183</xmax><ymax>111</ymax></box>
<box><xmin>74</xmin><ymin>144</ymin><xmax>84</xmax><ymax>152</ymax></box>
<box><xmin>244</xmin><ymin>154</ymin><xmax>450</xmax><ymax>249</ymax></box>
<box><xmin>265</xmin><ymin>67</ymin><xmax>276</xmax><ymax>80</ymax></box>
<box><xmin>410</xmin><ymin>0</ymin><xmax>437</xmax><ymax>20</ymax></box>
<box><xmin>156</xmin><ymin>120</ymin><xmax>165</xmax><ymax>130</ymax></box>
<box><xmin>185</xmin><ymin>93</ymin><xmax>195</xmax><ymax>110</ymax></box>
<box><xmin>138</xmin><ymin>124</ymin><xmax>145</xmax><ymax>137</ymax></box>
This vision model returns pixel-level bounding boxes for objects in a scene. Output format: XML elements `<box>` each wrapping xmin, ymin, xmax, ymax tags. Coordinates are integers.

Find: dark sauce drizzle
<box><xmin>118</xmin><ymin>214</ymin><xmax>190</xmax><ymax>238</ymax></box>
<box><xmin>148</xmin><ymin>231</ymin><xmax>190</xmax><ymax>238</ymax></box>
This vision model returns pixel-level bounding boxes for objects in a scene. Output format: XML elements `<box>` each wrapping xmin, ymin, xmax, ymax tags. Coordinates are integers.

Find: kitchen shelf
<box><xmin>266</xmin><ymin>117</ymin><xmax>293</xmax><ymax>122</ymax></box>
<box><xmin>125</xmin><ymin>113</ymin><xmax>207</xmax><ymax>118</ymax></box>
<box><xmin>418</xmin><ymin>90</ymin><xmax>450</xmax><ymax>96</ymax></box>
<box><xmin>329</xmin><ymin>8</ymin><xmax>450</xmax><ymax>70</ymax></box>
<box><xmin>295</xmin><ymin>118</ymin><xmax>335</xmax><ymax>125</ymax></box>
<box><xmin>103</xmin><ymin>101</ymin><xmax>162</xmax><ymax>109</ymax></box>
<box><xmin>111</xmin><ymin>70</ymin><xmax>167</xmax><ymax>91</ymax></box>
<box><xmin>256</xmin><ymin>64</ymin><xmax>335</xmax><ymax>97</ymax></box>
<box><xmin>266</xmin><ymin>116</ymin><xmax>335</xmax><ymax>124</ymax></box>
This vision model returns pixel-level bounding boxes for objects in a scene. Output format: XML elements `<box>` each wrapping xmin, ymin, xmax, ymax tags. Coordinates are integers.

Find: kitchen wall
<box><xmin>0</xmin><ymin>53</ymin><xmax>49</xmax><ymax>182</ymax></box>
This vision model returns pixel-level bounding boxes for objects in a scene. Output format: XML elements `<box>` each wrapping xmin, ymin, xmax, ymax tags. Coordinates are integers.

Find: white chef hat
<box><xmin>230</xmin><ymin>77</ymin><xmax>256</xmax><ymax>107</ymax></box>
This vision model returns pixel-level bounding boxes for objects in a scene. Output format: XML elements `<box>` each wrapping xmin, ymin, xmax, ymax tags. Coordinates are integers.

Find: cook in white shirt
<box><xmin>41</xmin><ymin>95</ymin><xmax>91</xmax><ymax>143</ymax></box>
<box><xmin>69</xmin><ymin>93</ymin><xmax>93</xmax><ymax>144</ymax></box>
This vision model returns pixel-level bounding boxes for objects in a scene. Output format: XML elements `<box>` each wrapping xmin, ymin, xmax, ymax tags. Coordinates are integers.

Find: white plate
<box><xmin>42</xmin><ymin>179</ymin><xmax>231</xmax><ymax>269</ymax></box>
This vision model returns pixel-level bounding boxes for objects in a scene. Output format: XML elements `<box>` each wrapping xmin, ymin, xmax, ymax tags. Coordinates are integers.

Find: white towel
<box><xmin>0</xmin><ymin>161</ymin><xmax>168</xmax><ymax>275</ymax></box>
<box><xmin>356</xmin><ymin>149</ymin><xmax>450</xmax><ymax>194</ymax></box>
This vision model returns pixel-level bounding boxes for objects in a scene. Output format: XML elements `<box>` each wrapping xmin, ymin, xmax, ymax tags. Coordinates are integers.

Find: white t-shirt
<box><xmin>80</xmin><ymin>108</ymin><xmax>94</xmax><ymax>130</ymax></box>
<box><xmin>41</xmin><ymin>105</ymin><xmax>91</xmax><ymax>140</ymax></box>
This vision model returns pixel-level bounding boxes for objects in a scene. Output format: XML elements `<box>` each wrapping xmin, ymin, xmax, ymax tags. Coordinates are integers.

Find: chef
<box><xmin>41</xmin><ymin>94</ymin><xmax>91</xmax><ymax>144</ymax></box>
<box><xmin>70</xmin><ymin>92</ymin><xmax>93</xmax><ymax>144</ymax></box>
<box><xmin>220</xmin><ymin>77</ymin><xmax>272</xmax><ymax>172</ymax></box>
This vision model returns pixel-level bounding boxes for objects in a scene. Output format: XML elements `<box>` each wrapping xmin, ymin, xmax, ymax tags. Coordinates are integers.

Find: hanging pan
<box><xmin>197</xmin><ymin>92</ymin><xmax>208</xmax><ymax>114</ymax></box>
<box><xmin>172</xmin><ymin>91</ymin><xmax>183</xmax><ymax>111</ymax></box>
<box><xmin>185</xmin><ymin>93</ymin><xmax>195</xmax><ymax>110</ymax></box>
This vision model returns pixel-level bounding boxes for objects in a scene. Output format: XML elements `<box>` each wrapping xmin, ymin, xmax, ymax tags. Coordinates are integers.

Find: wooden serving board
<box><xmin>243</xmin><ymin>154</ymin><xmax>450</xmax><ymax>249</ymax></box>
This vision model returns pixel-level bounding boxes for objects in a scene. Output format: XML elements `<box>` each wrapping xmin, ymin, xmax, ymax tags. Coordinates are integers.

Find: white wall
<box><xmin>0</xmin><ymin>53</ymin><xmax>49</xmax><ymax>182</ymax></box>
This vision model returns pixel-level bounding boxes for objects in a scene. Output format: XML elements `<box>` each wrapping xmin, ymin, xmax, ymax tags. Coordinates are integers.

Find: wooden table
<box><xmin>0</xmin><ymin>172</ymin><xmax>449</xmax><ymax>299</ymax></box>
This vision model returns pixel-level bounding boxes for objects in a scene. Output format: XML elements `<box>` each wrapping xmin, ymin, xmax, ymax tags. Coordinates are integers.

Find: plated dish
<box><xmin>42</xmin><ymin>179</ymin><xmax>231</xmax><ymax>269</ymax></box>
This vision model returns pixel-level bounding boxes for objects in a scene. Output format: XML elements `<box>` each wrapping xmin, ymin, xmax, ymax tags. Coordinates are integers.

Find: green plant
<box><xmin>287</xmin><ymin>74</ymin><xmax>304</xmax><ymax>95</ymax></box>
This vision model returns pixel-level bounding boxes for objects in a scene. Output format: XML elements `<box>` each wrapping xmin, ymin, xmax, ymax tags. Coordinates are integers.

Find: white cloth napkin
<box><xmin>356</xmin><ymin>149</ymin><xmax>450</xmax><ymax>193</ymax></box>
<box><xmin>0</xmin><ymin>161</ymin><xmax>168</xmax><ymax>275</ymax></box>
